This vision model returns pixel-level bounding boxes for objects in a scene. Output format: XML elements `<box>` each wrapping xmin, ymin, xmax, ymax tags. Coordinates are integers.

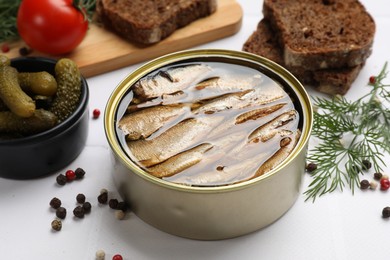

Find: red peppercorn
<box><xmin>112</xmin><ymin>254</ymin><xmax>123</xmax><ymax>260</ymax></box>
<box><xmin>369</xmin><ymin>76</ymin><xmax>376</xmax><ymax>84</ymax></box>
<box><xmin>380</xmin><ymin>178</ymin><xmax>390</xmax><ymax>191</ymax></box>
<box><xmin>92</xmin><ymin>109</ymin><xmax>101</xmax><ymax>119</ymax></box>
<box><xmin>65</xmin><ymin>170</ymin><xmax>76</xmax><ymax>181</ymax></box>
<box><xmin>1</xmin><ymin>43</ymin><xmax>10</xmax><ymax>53</ymax></box>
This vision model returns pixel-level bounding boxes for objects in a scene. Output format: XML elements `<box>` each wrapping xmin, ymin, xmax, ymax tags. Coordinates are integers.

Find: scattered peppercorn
<box><xmin>19</xmin><ymin>47</ymin><xmax>32</xmax><ymax>56</ymax></box>
<box><xmin>100</xmin><ymin>188</ymin><xmax>108</xmax><ymax>194</ymax></box>
<box><xmin>370</xmin><ymin>181</ymin><xmax>378</xmax><ymax>190</ymax></box>
<box><xmin>112</xmin><ymin>254</ymin><xmax>123</xmax><ymax>260</ymax></box>
<box><xmin>56</xmin><ymin>207</ymin><xmax>67</xmax><ymax>219</ymax></box>
<box><xmin>369</xmin><ymin>76</ymin><xmax>376</xmax><ymax>85</ymax></box>
<box><xmin>51</xmin><ymin>219</ymin><xmax>62</xmax><ymax>231</ymax></box>
<box><xmin>93</xmin><ymin>109</ymin><xmax>101</xmax><ymax>119</ymax></box>
<box><xmin>96</xmin><ymin>249</ymin><xmax>105</xmax><ymax>260</ymax></box>
<box><xmin>75</xmin><ymin>167</ymin><xmax>86</xmax><ymax>179</ymax></box>
<box><xmin>50</xmin><ymin>197</ymin><xmax>62</xmax><ymax>209</ymax></box>
<box><xmin>382</xmin><ymin>207</ymin><xmax>390</xmax><ymax>218</ymax></box>
<box><xmin>374</xmin><ymin>172</ymin><xmax>383</xmax><ymax>180</ymax></box>
<box><xmin>117</xmin><ymin>201</ymin><xmax>128</xmax><ymax>212</ymax></box>
<box><xmin>306</xmin><ymin>162</ymin><xmax>317</xmax><ymax>173</ymax></box>
<box><xmin>83</xmin><ymin>202</ymin><xmax>92</xmax><ymax>213</ymax></box>
<box><xmin>1</xmin><ymin>43</ymin><xmax>10</xmax><ymax>53</ymax></box>
<box><xmin>362</xmin><ymin>159</ymin><xmax>372</xmax><ymax>171</ymax></box>
<box><xmin>73</xmin><ymin>206</ymin><xmax>85</xmax><ymax>218</ymax></box>
<box><xmin>109</xmin><ymin>199</ymin><xmax>119</xmax><ymax>209</ymax></box>
<box><xmin>98</xmin><ymin>192</ymin><xmax>108</xmax><ymax>204</ymax></box>
<box><xmin>115</xmin><ymin>210</ymin><xmax>126</xmax><ymax>220</ymax></box>
<box><xmin>76</xmin><ymin>193</ymin><xmax>86</xmax><ymax>204</ymax></box>
<box><xmin>65</xmin><ymin>170</ymin><xmax>76</xmax><ymax>181</ymax></box>
<box><xmin>56</xmin><ymin>174</ymin><xmax>67</xmax><ymax>186</ymax></box>
<box><xmin>360</xmin><ymin>180</ymin><xmax>370</xmax><ymax>190</ymax></box>
<box><xmin>380</xmin><ymin>178</ymin><xmax>390</xmax><ymax>191</ymax></box>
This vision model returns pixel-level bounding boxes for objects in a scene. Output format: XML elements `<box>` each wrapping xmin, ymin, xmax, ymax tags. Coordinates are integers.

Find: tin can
<box><xmin>104</xmin><ymin>49</ymin><xmax>313</xmax><ymax>240</ymax></box>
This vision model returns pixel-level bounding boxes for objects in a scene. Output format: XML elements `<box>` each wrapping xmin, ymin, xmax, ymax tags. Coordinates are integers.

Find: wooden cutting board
<box><xmin>5</xmin><ymin>0</ymin><xmax>243</xmax><ymax>78</ymax></box>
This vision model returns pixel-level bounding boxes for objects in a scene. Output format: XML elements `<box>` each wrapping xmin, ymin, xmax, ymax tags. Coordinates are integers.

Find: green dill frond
<box><xmin>305</xmin><ymin>62</ymin><xmax>390</xmax><ymax>202</ymax></box>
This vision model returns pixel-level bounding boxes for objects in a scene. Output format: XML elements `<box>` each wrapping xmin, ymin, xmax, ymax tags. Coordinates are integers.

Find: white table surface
<box><xmin>1</xmin><ymin>1</ymin><xmax>390</xmax><ymax>259</ymax></box>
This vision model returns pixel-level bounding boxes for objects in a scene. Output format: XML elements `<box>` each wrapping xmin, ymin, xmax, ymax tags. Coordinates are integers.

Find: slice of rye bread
<box><xmin>96</xmin><ymin>0</ymin><xmax>217</xmax><ymax>45</ymax></box>
<box><xmin>262</xmin><ymin>0</ymin><xmax>375</xmax><ymax>70</ymax></box>
<box><xmin>243</xmin><ymin>19</ymin><xmax>363</xmax><ymax>95</ymax></box>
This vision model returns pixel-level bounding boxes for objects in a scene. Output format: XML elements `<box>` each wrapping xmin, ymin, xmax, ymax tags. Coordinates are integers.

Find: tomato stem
<box><xmin>73</xmin><ymin>0</ymin><xmax>88</xmax><ymax>21</ymax></box>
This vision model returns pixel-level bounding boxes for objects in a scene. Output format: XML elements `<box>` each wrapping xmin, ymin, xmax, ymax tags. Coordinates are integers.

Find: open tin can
<box><xmin>104</xmin><ymin>49</ymin><xmax>313</xmax><ymax>240</ymax></box>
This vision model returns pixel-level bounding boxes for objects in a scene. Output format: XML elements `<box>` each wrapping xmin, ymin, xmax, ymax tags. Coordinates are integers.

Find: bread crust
<box><xmin>96</xmin><ymin>0</ymin><xmax>217</xmax><ymax>45</ymax></box>
<box><xmin>243</xmin><ymin>19</ymin><xmax>362</xmax><ymax>95</ymax></box>
<box><xmin>262</xmin><ymin>0</ymin><xmax>375</xmax><ymax>70</ymax></box>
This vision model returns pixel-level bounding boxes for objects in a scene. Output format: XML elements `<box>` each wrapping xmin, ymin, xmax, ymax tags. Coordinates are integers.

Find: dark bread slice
<box><xmin>262</xmin><ymin>0</ymin><xmax>375</xmax><ymax>70</ymax></box>
<box><xmin>96</xmin><ymin>0</ymin><xmax>217</xmax><ymax>45</ymax></box>
<box><xmin>243</xmin><ymin>19</ymin><xmax>363</xmax><ymax>95</ymax></box>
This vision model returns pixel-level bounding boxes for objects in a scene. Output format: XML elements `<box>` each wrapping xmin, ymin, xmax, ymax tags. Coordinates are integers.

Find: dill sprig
<box><xmin>305</xmin><ymin>62</ymin><xmax>390</xmax><ymax>202</ymax></box>
<box><xmin>0</xmin><ymin>0</ymin><xmax>96</xmax><ymax>43</ymax></box>
<box><xmin>0</xmin><ymin>0</ymin><xmax>21</xmax><ymax>43</ymax></box>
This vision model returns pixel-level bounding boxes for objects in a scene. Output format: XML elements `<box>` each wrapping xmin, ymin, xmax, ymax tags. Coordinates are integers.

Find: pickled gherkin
<box><xmin>49</xmin><ymin>58</ymin><xmax>82</xmax><ymax>122</ymax></box>
<box><xmin>0</xmin><ymin>65</ymin><xmax>36</xmax><ymax>118</ymax></box>
<box><xmin>0</xmin><ymin>109</ymin><xmax>57</xmax><ymax>135</ymax></box>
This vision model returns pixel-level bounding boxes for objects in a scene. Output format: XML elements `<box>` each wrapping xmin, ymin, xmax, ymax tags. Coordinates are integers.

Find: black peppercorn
<box><xmin>56</xmin><ymin>174</ymin><xmax>67</xmax><ymax>186</ymax></box>
<box><xmin>56</xmin><ymin>207</ymin><xmax>67</xmax><ymax>219</ymax></box>
<box><xmin>306</xmin><ymin>162</ymin><xmax>317</xmax><ymax>173</ymax></box>
<box><xmin>82</xmin><ymin>202</ymin><xmax>92</xmax><ymax>213</ymax></box>
<box><xmin>362</xmin><ymin>159</ymin><xmax>372</xmax><ymax>171</ymax></box>
<box><xmin>374</xmin><ymin>172</ymin><xmax>383</xmax><ymax>181</ymax></box>
<box><xmin>117</xmin><ymin>201</ymin><xmax>129</xmax><ymax>212</ymax></box>
<box><xmin>73</xmin><ymin>206</ymin><xmax>85</xmax><ymax>218</ymax></box>
<box><xmin>360</xmin><ymin>180</ymin><xmax>370</xmax><ymax>190</ymax></box>
<box><xmin>98</xmin><ymin>192</ymin><xmax>108</xmax><ymax>204</ymax></box>
<box><xmin>51</xmin><ymin>219</ymin><xmax>62</xmax><ymax>231</ymax></box>
<box><xmin>75</xmin><ymin>168</ymin><xmax>86</xmax><ymax>179</ymax></box>
<box><xmin>76</xmin><ymin>193</ymin><xmax>86</xmax><ymax>204</ymax></box>
<box><xmin>382</xmin><ymin>207</ymin><xmax>390</xmax><ymax>218</ymax></box>
<box><xmin>109</xmin><ymin>199</ymin><xmax>119</xmax><ymax>209</ymax></box>
<box><xmin>50</xmin><ymin>197</ymin><xmax>62</xmax><ymax>209</ymax></box>
<box><xmin>19</xmin><ymin>47</ymin><xmax>32</xmax><ymax>56</ymax></box>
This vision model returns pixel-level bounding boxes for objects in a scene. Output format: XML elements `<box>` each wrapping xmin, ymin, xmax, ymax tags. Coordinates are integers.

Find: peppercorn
<box><xmin>19</xmin><ymin>47</ymin><xmax>32</xmax><ymax>56</ymax></box>
<box><xmin>56</xmin><ymin>174</ymin><xmax>67</xmax><ymax>186</ymax></box>
<box><xmin>93</xmin><ymin>109</ymin><xmax>101</xmax><ymax>119</ymax></box>
<box><xmin>112</xmin><ymin>254</ymin><xmax>123</xmax><ymax>260</ymax></box>
<box><xmin>73</xmin><ymin>206</ymin><xmax>85</xmax><ymax>218</ymax></box>
<box><xmin>117</xmin><ymin>201</ymin><xmax>129</xmax><ymax>212</ymax></box>
<box><xmin>65</xmin><ymin>170</ymin><xmax>76</xmax><ymax>181</ymax></box>
<box><xmin>109</xmin><ymin>199</ymin><xmax>119</xmax><ymax>209</ymax></box>
<box><xmin>374</xmin><ymin>172</ymin><xmax>383</xmax><ymax>180</ymax></box>
<box><xmin>51</xmin><ymin>219</ymin><xmax>62</xmax><ymax>231</ymax></box>
<box><xmin>1</xmin><ymin>43</ymin><xmax>10</xmax><ymax>53</ymax></box>
<box><xmin>306</xmin><ymin>162</ymin><xmax>317</xmax><ymax>173</ymax></box>
<box><xmin>382</xmin><ymin>207</ymin><xmax>390</xmax><ymax>218</ymax></box>
<box><xmin>380</xmin><ymin>178</ymin><xmax>390</xmax><ymax>191</ymax></box>
<box><xmin>360</xmin><ymin>180</ymin><xmax>370</xmax><ymax>190</ymax></box>
<box><xmin>369</xmin><ymin>76</ymin><xmax>376</xmax><ymax>85</ymax></box>
<box><xmin>115</xmin><ymin>210</ymin><xmax>126</xmax><ymax>220</ymax></box>
<box><xmin>98</xmin><ymin>192</ymin><xmax>108</xmax><ymax>204</ymax></box>
<box><xmin>370</xmin><ymin>181</ymin><xmax>378</xmax><ymax>190</ymax></box>
<box><xmin>96</xmin><ymin>249</ymin><xmax>105</xmax><ymax>260</ymax></box>
<box><xmin>75</xmin><ymin>167</ymin><xmax>86</xmax><ymax>179</ymax></box>
<box><xmin>100</xmin><ymin>188</ymin><xmax>108</xmax><ymax>194</ymax></box>
<box><xmin>83</xmin><ymin>202</ymin><xmax>92</xmax><ymax>213</ymax></box>
<box><xmin>362</xmin><ymin>159</ymin><xmax>372</xmax><ymax>171</ymax></box>
<box><xmin>76</xmin><ymin>193</ymin><xmax>86</xmax><ymax>204</ymax></box>
<box><xmin>50</xmin><ymin>197</ymin><xmax>62</xmax><ymax>209</ymax></box>
<box><xmin>56</xmin><ymin>207</ymin><xmax>67</xmax><ymax>219</ymax></box>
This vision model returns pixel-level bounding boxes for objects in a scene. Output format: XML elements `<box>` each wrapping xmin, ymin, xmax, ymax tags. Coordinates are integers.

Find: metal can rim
<box><xmin>104</xmin><ymin>49</ymin><xmax>313</xmax><ymax>193</ymax></box>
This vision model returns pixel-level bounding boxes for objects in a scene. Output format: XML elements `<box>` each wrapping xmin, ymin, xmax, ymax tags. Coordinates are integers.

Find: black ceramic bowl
<box><xmin>0</xmin><ymin>57</ymin><xmax>89</xmax><ymax>179</ymax></box>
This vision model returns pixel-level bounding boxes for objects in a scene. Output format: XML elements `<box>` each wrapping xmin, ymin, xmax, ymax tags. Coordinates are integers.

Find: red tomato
<box><xmin>17</xmin><ymin>0</ymin><xmax>88</xmax><ymax>55</ymax></box>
